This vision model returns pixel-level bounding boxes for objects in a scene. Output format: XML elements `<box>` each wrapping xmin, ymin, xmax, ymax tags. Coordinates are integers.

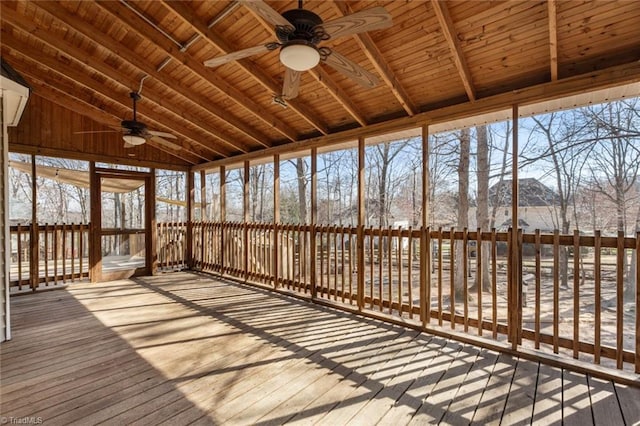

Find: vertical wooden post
<box><xmin>148</xmin><ymin>169</ymin><xmax>157</xmax><ymax>275</ymax></box>
<box><xmin>636</xmin><ymin>232</ymin><xmax>640</xmax><ymax>373</ymax></box>
<box><xmin>310</xmin><ymin>148</ymin><xmax>318</xmax><ymax>299</ymax></box>
<box><xmin>220</xmin><ymin>166</ymin><xmax>226</xmax><ymax>275</ymax></box>
<box><xmin>89</xmin><ymin>162</ymin><xmax>101</xmax><ymax>283</ymax></box>
<box><xmin>273</xmin><ymin>155</ymin><xmax>280</xmax><ymax>288</ymax></box>
<box><xmin>186</xmin><ymin>169</ymin><xmax>194</xmax><ymax>269</ymax></box>
<box><xmin>243</xmin><ymin>161</ymin><xmax>250</xmax><ymax>282</ymax></box>
<box><xmin>29</xmin><ymin>156</ymin><xmax>38</xmax><ymax>290</ymax></box>
<box><xmin>357</xmin><ymin>136</ymin><xmax>365</xmax><ymax>311</ymax></box>
<box><xmin>200</xmin><ymin>170</ymin><xmax>207</xmax><ymax>270</ymax></box>
<box><xmin>510</xmin><ymin>104</ymin><xmax>520</xmax><ymax>350</ymax></box>
<box><xmin>421</xmin><ymin>123</ymin><xmax>430</xmax><ymax>326</ymax></box>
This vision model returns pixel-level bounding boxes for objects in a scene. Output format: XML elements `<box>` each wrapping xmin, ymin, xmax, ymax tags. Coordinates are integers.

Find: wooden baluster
<box><xmin>407</xmin><ymin>227</ymin><xmax>413</xmax><ymax>319</ymax></box>
<box><xmin>616</xmin><ymin>230</ymin><xmax>624</xmax><ymax>369</ymax></box>
<box><xmin>534</xmin><ymin>230</ymin><xmax>541</xmax><ymax>349</ymax></box>
<box><xmin>491</xmin><ymin>229</ymin><xmax>498</xmax><ymax>339</ymax></box>
<box><xmin>378</xmin><ymin>227</ymin><xmax>383</xmax><ymax>312</ymax></box>
<box><xmin>438</xmin><ymin>227</ymin><xmax>443</xmax><ymax>326</ymax></box>
<box><xmin>397</xmin><ymin>227</ymin><xmax>403</xmax><ymax>317</ymax></box>
<box><xmin>476</xmin><ymin>228</ymin><xmax>483</xmax><ymax>336</ymax></box>
<box><xmin>594</xmin><ymin>230</ymin><xmax>601</xmax><ymax>365</ymax></box>
<box><xmin>387</xmin><ymin>227</ymin><xmax>393</xmax><ymax>314</ymax></box>
<box><xmin>450</xmin><ymin>227</ymin><xmax>455</xmax><ymax>329</ymax></box>
<box><xmin>573</xmin><ymin>229</ymin><xmax>580</xmax><ymax>359</ymax></box>
<box><xmin>463</xmin><ymin>227</ymin><xmax>468</xmax><ymax>332</ymax></box>
<box><xmin>553</xmin><ymin>230</ymin><xmax>560</xmax><ymax>354</ymax></box>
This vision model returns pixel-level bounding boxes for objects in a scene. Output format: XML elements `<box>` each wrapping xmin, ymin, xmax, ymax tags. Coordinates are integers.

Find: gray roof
<box><xmin>488</xmin><ymin>178</ymin><xmax>560</xmax><ymax>207</ymax></box>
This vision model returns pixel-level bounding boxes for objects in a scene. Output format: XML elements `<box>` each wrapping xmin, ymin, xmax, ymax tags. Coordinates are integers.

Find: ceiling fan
<box><xmin>76</xmin><ymin>91</ymin><xmax>177</xmax><ymax>148</ymax></box>
<box><xmin>203</xmin><ymin>0</ymin><xmax>392</xmax><ymax>100</ymax></box>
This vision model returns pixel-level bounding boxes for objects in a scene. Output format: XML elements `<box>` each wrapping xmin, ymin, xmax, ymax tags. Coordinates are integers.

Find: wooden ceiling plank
<box><xmin>0</xmin><ymin>15</ymin><xmax>224</xmax><ymax>161</ymax></box>
<box><xmin>548</xmin><ymin>0</ymin><xmax>558</xmax><ymax>81</ymax></box>
<box><xmin>96</xmin><ymin>1</ymin><xmax>297</xmax><ymax>143</ymax></box>
<box><xmin>308</xmin><ymin>67</ymin><xmax>368</xmax><ymax>127</ymax></box>
<box><xmin>10</xmin><ymin>78</ymin><xmax>200</xmax><ymax>165</ymax></box>
<box><xmin>30</xmin><ymin>1</ymin><xmax>261</xmax><ymax>153</ymax></box>
<box><xmin>160</xmin><ymin>0</ymin><xmax>333</xmax><ymax>135</ymax></box>
<box><xmin>333</xmin><ymin>2</ymin><xmax>418</xmax><ymax>116</ymax></box>
<box><xmin>193</xmin><ymin>60</ymin><xmax>640</xmax><ymax>171</ymax></box>
<box><xmin>430</xmin><ymin>0</ymin><xmax>476</xmax><ymax>102</ymax></box>
<box><xmin>241</xmin><ymin>1</ymin><xmax>369</xmax><ymax>129</ymax></box>
<box><xmin>6</xmin><ymin>57</ymin><xmax>203</xmax><ymax>165</ymax></box>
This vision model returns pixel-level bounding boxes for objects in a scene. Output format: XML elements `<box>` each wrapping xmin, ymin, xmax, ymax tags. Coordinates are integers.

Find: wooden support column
<box><xmin>273</xmin><ymin>155</ymin><xmax>280</xmax><ymax>288</ymax></box>
<box><xmin>357</xmin><ymin>137</ymin><xmax>365</xmax><ymax>311</ymax></box>
<box><xmin>510</xmin><ymin>104</ymin><xmax>521</xmax><ymax>349</ymax></box>
<box><xmin>29</xmin><ymin>155</ymin><xmax>38</xmax><ymax>290</ymax></box>
<box><xmin>421</xmin><ymin>124</ymin><xmax>430</xmax><ymax>326</ymax></box>
<box><xmin>186</xmin><ymin>169</ymin><xmax>194</xmax><ymax>269</ymax></box>
<box><xmin>220</xmin><ymin>165</ymin><xmax>226</xmax><ymax>275</ymax></box>
<box><xmin>310</xmin><ymin>148</ymin><xmax>318</xmax><ymax>299</ymax></box>
<box><xmin>243</xmin><ymin>161</ymin><xmax>250</xmax><ymax>282</ymax></box>
<box><xmin>148</xmin><ymin>169</ymin><xmax>157</xmax><ymax>275</ymax></box>
<box><xmin>200</xmin><ymin>170</ymin><xmax>206</xmax><ymax>270</ymax></box>
<box><xmin>89</xmin><ymin>161</ymin><xmax>101</xmax><ymax>283</ymax></box>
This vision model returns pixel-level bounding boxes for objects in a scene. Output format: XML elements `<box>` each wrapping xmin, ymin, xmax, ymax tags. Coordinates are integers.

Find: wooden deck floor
<box><xmin>1</xmin><ymin>272</ymin><xmax>639</xmax><ymax>425</ymax></box>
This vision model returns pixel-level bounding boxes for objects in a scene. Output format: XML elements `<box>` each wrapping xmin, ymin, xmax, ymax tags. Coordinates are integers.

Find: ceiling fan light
<box><xmin>280</xmin><ymin>44</ymin><xmax>320</xmax><ymax>72</ymax></box>
<box><xmin>123</xmin><ymin>134</ymin><xmax>146</xmax><ymax>146</ymax></box>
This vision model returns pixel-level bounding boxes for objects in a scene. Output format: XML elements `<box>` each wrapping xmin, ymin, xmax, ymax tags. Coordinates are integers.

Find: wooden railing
<box><xmin>192</xmin><ymin>221</ymin><xmax>640</xmax><ymax>375</ymax></box>
<box><xmin>157</xmin><ymin>222</ymin><xmax>187</xmax><ymax>271</ymax></box>
<box><xmin>9</xmin><ymin>223</ymin><xmax>90</xmax><ymax>291</ymax></box>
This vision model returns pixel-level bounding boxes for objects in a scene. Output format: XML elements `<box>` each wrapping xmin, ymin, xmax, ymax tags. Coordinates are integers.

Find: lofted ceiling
<box><xmin>2</xmin><ymin>0</ymin><xmax>640</xmax><ymax>170</ymax></box>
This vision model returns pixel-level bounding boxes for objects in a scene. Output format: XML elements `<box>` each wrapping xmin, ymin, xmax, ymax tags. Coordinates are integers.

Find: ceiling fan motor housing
<box><xmin>121</xmin><ymin>119</ymin><xmax>146</xmax><ymax>135</ymax></box>
<box><xmin>278</xmin><ymin>9</ymin><xmax>326</xmax><ymax>45</ymax></box>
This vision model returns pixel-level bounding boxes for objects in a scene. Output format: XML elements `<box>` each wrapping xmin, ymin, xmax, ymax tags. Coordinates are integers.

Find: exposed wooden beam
<box><xmin>29</xmin><ymin>1</ymin><xmax>257</xmax><ymax>153</ymax></box>
<box><xmin>1</xmin><ymin>38</ymin><xmax>213</xmax><ymax>162</ymax></box>
<box><xmin>161</xmin><ymin>0</ymin><xmax>331</xmax><ymax>136</ymax></box>
<box><xmin>308</xmin><ymin>67</ymin><xmax>368</xmax><ymax>127</ymax></box>
<box><xmin>243</xmin><ymin>2</ymin><xmax>368</xmax><ymax>128</ymax></box>
<box><xmin>4</xmin><ymin>62</ymin><xmax>201</xmax><ymax>165</ymax></box>
<box><xmin>430</xmin><ymin>0</ymin><xmax>476</xmax><ymax>101</ymax></box>
<box><xmin>333</xmin><ymin>2</ymin><xmax>418</xmax><ymax>116</ymax></box>
<box><xmin>548</xmin><ymin>0</ymin><xmax>559</xmax><ymax>81</ymax></box>
<box><xmin>193</xmin><ymin>60</ymin><xmax>640</xmax><ymax>170</ymax></box>
<box><xmin>96</xmin><ymin>1</ymin><xmax>296</xmax><ymax>143</ymax></box>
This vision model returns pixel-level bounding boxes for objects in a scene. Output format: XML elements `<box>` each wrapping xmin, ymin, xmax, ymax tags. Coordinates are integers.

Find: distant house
<box><xmin>470</xmin><ymin>178</ymin><xmax>561</xmax><ymax>232</ymax></box>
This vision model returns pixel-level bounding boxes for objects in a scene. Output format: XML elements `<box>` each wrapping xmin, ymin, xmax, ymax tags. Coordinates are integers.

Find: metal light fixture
<box><xmin>279</xmin><ymin>44</ymin><xmax>320</xmax><ymax>71</ymax></box>
<box><xmin>123</xmin><ymin>134</ymin><xmax>146</xmax><ymax>146</ymax></box>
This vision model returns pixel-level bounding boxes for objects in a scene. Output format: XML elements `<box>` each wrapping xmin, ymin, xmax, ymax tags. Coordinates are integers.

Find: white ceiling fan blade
<box><xmin>204</xmin><ymin>44</ymin><xmax>272</xmax><ymax>67</ymax></box>
<box><xmin>124</xmin><ymin>141</ymin><xmax>135</xmax><ymax>149</ymax></box>
<box><xmin>320</xmin><ymin>7</ymin><xmax>392</xmax><ymax>40</ymax></box>
<box><xmin>323</xmin><ymin>51</ymin><xmax>379</xmax><ymax>88</ymax></box>
<box><xmin>148</xmin><ymin>130</ymin><xmax>177</xmax><ymax>139</ymax></box>
<box><xmin>239</xmin><ymin>0</ymin><xmax>292</xmax><ymax>28</ymax></box>
<box><xmin>282</xmin><ymin>67</ymin><xmax>301</xmax><ymax>100</ymax></box>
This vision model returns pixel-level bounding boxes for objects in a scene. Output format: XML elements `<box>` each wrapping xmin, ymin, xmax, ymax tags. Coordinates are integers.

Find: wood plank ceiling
<box><xmin>2</xmin><ymin>0</ymin><xmax>640</xmax><ymax>170</ymax></box>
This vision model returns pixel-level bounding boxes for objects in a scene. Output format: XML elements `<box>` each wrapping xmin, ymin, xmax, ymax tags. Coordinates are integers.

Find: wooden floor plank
<box><xmin>470</xmin><ymin>352</ymin><xmax>517</xmax><ymax>425</ymax></box>
<box><xmin>440</xmin><ymin>348</ymin><xmax>501</xmax><ymax>425</ymax></box>
<box><xmin>588</xmin><ymin>377</ymin><xmax>625</xmax><ymax>425</ymax></box>
<box><xmin>562</xmin><ymin>370</ymin><xmax>595</xmax><ymax>426</ymax></box>
<box><xmin>531</xmin><ymin>363</ymin><xmax>563</xmax><ymax>425</ymax></box>
<box><xmin>614</xmin><ymin>382</ymin><xmax>640</xmax><ymax>425</ymax></box>
<box><xmin>500</xmin><ymin>358</ymin><xmax>539</xmax><ymax>424</ymax></box>
<box><xmin>409</xmin><ymin>344</ymin><xmax>481</xmax><ymax>424</ymax></box>
<box><xmin>376</xmin><ymin>339</ymin><xmax>464</xmax><ymax>425</ymax></box>
<box><xmin>1</xmin><ymin>272</ymin><xmax>638</xmax><ymax>426</ymax></box>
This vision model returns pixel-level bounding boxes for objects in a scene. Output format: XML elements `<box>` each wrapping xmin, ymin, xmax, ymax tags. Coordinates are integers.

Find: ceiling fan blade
<box><xmin>124</xmin><ymin>141</ymin><xmax>135</xmax><ymax>149</ymax></box>
<box><xmin>320</xmin><ymin>7</ymin><xmax>392</xmax><ymax>40</ymax></box>
<box><xmin>282</xmin><ymin>67</ymin><xmax>301</xmax><ymax>100</ymax></box>
<box><xmin>204</xmin><ymin>44</ymin><xmax>273</xmax><ymax>67</ymax></box>
<box><xmin>323</xmin><ymin>51</ymin><xmax>379</xmax><ymax>88</ymax></box>
<box><xmin>239</xmin><ymin>0</ymin><xmax>292</xmax><ymax>28</ymax></box>
<box><xmin>148</xmin><ymin>130</ymin><xmax>177</xmax><ymax>140</ymax></box>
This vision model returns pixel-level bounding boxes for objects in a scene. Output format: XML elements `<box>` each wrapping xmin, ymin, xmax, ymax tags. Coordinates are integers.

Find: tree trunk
<box><xmin>295</xmin><ymin>158</ymin><xmax>308</xmax><ymax>223</ymax></box>
<box><xmin>473</xmin><ymin>125</ymin><xmax>491</xmax><ymax>292</ymax></box>
<box><xmin>455</xmin><ymin>129</ymin><xmax>470</xmax><ymax>298</ymax></box>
